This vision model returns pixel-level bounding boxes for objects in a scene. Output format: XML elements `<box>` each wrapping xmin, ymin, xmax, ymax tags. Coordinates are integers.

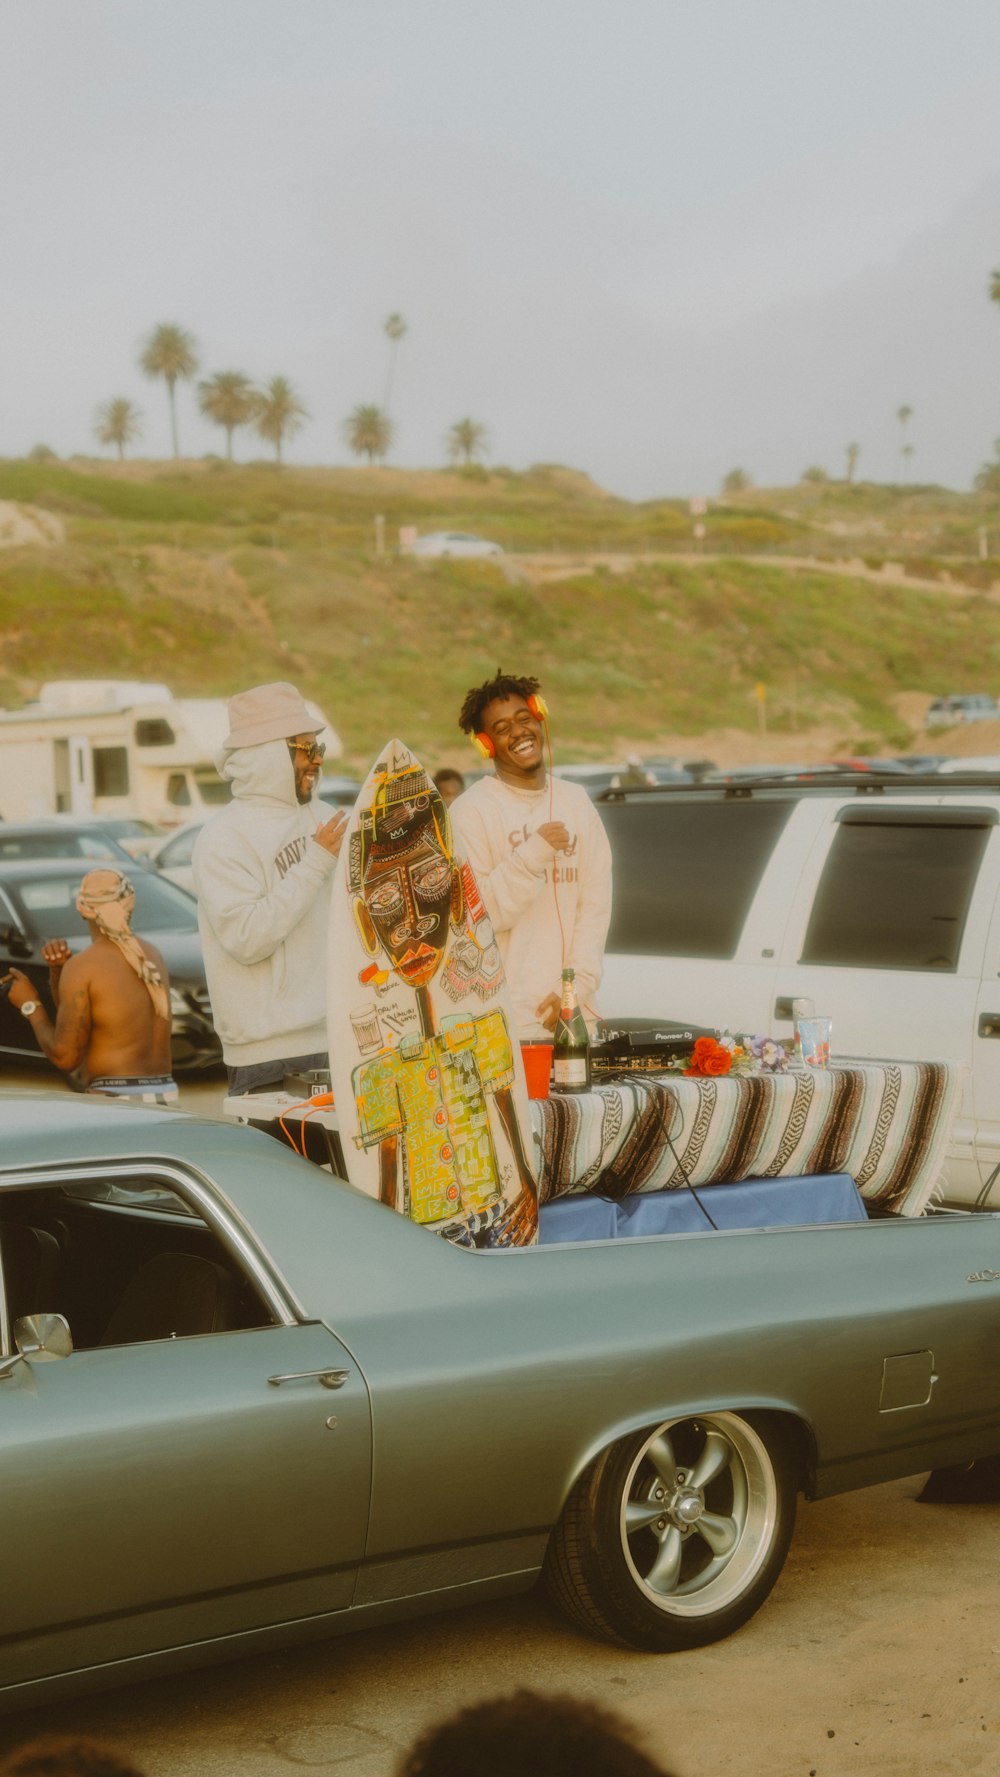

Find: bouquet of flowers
<box><xmin>667</xmin><ymin>1034</ymin><xmax>791</xmax><ymax>1078</ymax></box>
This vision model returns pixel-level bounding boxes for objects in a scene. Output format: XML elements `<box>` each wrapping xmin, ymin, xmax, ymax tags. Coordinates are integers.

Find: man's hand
<box><xmin>536</xmin><ymin>990</ymin><xmax>560</xmax><ymax>1032</ymax></box>
<box><xmin>41</xmin><ymin>940</ymin><xmax>73</xmax><ymax>972</ymax></box>
<box><xmin>537</xmin><ymin>821</ymin><xmax>571</xmax><ymax>853</ymax></box>
<box><xmin>1</xmin><ymin>967</ymin><xmax>35</xmax><ymax>1010</ymax></box>
<box><xmin>312</xmin><ymin>810</ymin><xmax>349</xmax><ymax>858</ymax></box>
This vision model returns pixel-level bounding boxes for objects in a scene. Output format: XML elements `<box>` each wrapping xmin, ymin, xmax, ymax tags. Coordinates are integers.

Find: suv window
<box><xmin>601</xmin><ymin>797</ymin><xmax>794</xmax><ymax>958</ymax></box>
<box><xmin>802</xmin><ymin>810</ymin><xmax>993</xmax><ymax>971</ymax></box>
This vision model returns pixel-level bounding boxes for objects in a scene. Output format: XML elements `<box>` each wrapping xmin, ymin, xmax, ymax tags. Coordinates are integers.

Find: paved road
<box><xmin>2</xmin><ymin>1064</ymin><xmax>999</xmax><ymax>1776</ymax></box>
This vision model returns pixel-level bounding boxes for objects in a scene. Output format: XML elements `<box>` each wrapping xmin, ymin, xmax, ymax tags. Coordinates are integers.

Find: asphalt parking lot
<box><xmin>2</xmin><ymin>1062</ymin><xmax>999</xmax><ymax>1776</ymax></box>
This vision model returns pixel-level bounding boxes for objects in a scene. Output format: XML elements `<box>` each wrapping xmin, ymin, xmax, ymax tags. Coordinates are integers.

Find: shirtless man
<box><xmin>1</xmin><ymin>868</ymin><xmax>176</xmax><ymax>1103</ymax></box>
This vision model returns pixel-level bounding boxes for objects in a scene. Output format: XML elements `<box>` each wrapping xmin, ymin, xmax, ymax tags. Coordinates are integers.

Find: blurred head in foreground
<box><xmin>0</xmin><ymin>1738</ymin><xmax>147</xmax><ymax>1777</ymax></box>
<box><xmin>396</xmin><ymin>1689</ymin><xmax>678</xmax><ymax>1777</ymax></box>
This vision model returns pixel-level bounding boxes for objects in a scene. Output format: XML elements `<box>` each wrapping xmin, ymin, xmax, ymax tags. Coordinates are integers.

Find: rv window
<box><xmin>135</xmin><ymin>719</ymin><xmax>176</xmax><ymax>747</ymax></box>
<box><xmin>167</xmin><ymin>774</ymin><xmax>192</xmax><ymax>807</ymax></box>
<box><xmin>92</xmin><ymin>747</ymin><xmax>129</xmax><ymax>798</ymax></box>
<box><xmin>195</xmin><ymin>777</ymin><xmax>232</xmax><ymax>805</ymax></box>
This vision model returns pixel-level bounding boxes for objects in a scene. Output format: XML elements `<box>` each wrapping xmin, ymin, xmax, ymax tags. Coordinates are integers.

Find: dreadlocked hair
<box><xmin>457</xmin><ymin>669</ymin><xmax>542</xmax><ymax>735</ymax></box>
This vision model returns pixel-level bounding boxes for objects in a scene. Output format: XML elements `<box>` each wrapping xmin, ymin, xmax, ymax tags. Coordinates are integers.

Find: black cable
<box><xmin>664</xmin><ymin>1103</ymin><xmax>720</xmax><ymax>1231</ymax></box>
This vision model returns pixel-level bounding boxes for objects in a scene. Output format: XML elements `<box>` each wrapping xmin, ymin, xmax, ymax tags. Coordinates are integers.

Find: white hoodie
<box><xmin>191</xmin><ymin>739</ymin><xmax>337</xmax><ymax>1067</ymax></box>
<box><xmin>451</xmin><ymin>773</ymin><xmax>613</xmax><ymax>1039</ymax></box>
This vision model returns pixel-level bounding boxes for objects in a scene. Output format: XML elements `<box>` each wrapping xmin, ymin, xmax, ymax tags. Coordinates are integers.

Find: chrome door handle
<box><xmin>267</xmin><ymin>1368</ymin><xmax>349</xmax><ymax>1390</ymax></box>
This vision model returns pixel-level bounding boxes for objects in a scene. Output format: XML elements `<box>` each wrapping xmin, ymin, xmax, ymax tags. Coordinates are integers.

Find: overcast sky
<box><xmin>3</xmin><ymin>0</ymin><xmax>1000</xmax><ymax>497</ymax></box>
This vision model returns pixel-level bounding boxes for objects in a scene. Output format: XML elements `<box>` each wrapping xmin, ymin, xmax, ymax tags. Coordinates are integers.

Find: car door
<box><xmin>0</xmin><ymin>884</ymin><xmax>49</xmax><ymax>1058</ymax></box>
<box><xmin>772</xmin><ymin>803</ymin><xmax>1000</xmax><ymax>1205</ymax></box>
<box><xmin>0</xmin><ymin>1172</ymin><xmax>373</xmax><ymax>1690</ymax></box>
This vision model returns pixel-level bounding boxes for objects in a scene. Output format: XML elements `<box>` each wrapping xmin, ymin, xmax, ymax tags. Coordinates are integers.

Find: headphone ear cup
<box><xmin>529</xmin><ymin>693</ymin><xmax>549</xmax><ymax>722</ymax></box>
<box><xmin>473</xmin><ymin>732</ymin><xmax>495</xmax><ymax>759</ymax></box>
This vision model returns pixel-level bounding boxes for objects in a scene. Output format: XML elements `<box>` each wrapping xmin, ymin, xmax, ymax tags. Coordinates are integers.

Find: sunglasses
<box><xmin>287</xmin><ymin>739</ymin><xmax>326</xmax><ymax>763</ymax></box>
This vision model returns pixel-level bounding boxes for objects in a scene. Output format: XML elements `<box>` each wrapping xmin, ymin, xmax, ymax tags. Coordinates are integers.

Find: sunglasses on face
<box><xmin>287</xmin><ymin>739</ymin><xmax>326</xmax><ymax>763</ymax></box>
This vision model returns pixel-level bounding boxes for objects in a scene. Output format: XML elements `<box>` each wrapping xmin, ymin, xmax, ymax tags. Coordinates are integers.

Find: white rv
<box><xmin>0</xmin><ymin>681</ymin><xmax>341</xmax><ymax>828</ymax></box>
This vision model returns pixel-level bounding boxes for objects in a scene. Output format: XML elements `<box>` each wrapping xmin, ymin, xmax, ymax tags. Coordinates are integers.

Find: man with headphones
<box><xmin>452</xmin><ymin>669</ymin><xmax>613</xmax><ymax>1039</ymax></box>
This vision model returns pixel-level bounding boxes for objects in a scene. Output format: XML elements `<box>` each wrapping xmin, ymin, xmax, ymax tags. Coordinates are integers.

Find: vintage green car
<box><xmin>2</xmin><ymin>1090</ymin><xmax>999</xmax><ymax>1711</ymax></box>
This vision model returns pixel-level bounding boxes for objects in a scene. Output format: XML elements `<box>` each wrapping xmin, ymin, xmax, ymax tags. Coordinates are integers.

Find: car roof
<box><xmin>0</xmin><ymin>856</ymin><xmax>137</xmax><ymax>880</ymax></box>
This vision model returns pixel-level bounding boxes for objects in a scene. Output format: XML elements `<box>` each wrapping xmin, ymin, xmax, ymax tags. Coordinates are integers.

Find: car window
<box><xmin>601</xmin><ymin>798</ymin><xmax>795</xmax><ymax>957</ymax></box>
<box><xmin>801</xmin><ymin>812</ymin><xmax>993</xmax><ymax>971</ymax></box>
<box><xmin>0</xmin><ymin>1174</ymin><xmax>275</xmax><ymax>1352</ymax></box>
<box><xmin>0</xmin><ymin>834</ymin><xmax>121</xmax><ymax>862</ymax></box>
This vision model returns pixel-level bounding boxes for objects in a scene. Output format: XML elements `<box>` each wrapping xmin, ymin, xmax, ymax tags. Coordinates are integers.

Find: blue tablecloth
<box><xmin>538</xmin><ymin>1170</ymin><xmax>867</xmax><ymax>1243</ymax></box>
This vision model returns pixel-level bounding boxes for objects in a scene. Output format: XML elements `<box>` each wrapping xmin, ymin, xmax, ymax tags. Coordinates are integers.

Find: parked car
<box><xmin>595</xmin><ymin>773</ymin><xmax>1000</xmax><ymax>1208</ymax></box>
<box><xmin>0</xmin><ymin>859</ymin><xmax>219</xmax><ymax>1072</ymax></box>
<box><xmin>3</xmin><ymin>1089</ymin><xmax>1000</xmax><ymax>1710</ymax></box>
<box><xmin>408</xmin><ymin>531</ymin><xmax>503</xmax><ymax>559</ymax></box>
<box><xmin>79</xmin><ymin>815</ymin><xmax>166</xmax><ymax>858</ymax></box>
<box><xmin>936</xmin><ymin>756</ymin><xmax>1000</xmax><ymax>775</ymax></box>
<box><xmin>0</xmin><ymin>820</ymin><xmax>145</xmax><ymax>868</ymax></box>
<box><xmin>926</xmin><ymin>694</ymin><xmax>999</xmax><ymax>726</ymax></box>
<box><xmin>554</xmin><ymin>762</ymin><xmax>692</xmax><ymax>799</ymax></box>
<box><xmin>149</xmin><ymin>820</ymin><xmax>202</xmax><ymax>893</ymax></box>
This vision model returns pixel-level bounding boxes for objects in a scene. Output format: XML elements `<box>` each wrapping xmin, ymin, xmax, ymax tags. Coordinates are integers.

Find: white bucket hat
<box><xmin>223</xmin><ymin>682</ymin><xmax>324</xmax><ymax>751</ymax></box>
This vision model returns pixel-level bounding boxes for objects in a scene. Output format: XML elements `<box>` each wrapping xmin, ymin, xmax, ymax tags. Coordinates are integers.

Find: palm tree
<box><xmin>845</xmin><ymin>442</ymin><xmax>860</xmax><ymax>483</ymax></box>
<box><xmin>896</xmin><ymin>405</ymin><xmax>913</xmax><ymax>484</ymax></box>
<box><xmin>93</xmin><ymin>397</ymin><xmax>142</xmax><ymax>460</ymax></box>
<box><xmin>197</xmin><ymin>371</ymin><xmax>259</xmax><ymax>462</ymax></box>
<box><xmin>138</xmin><ymin>323</ymin><xmax>199</xmax><ymax>458</ymax></box>
<box><xmin>382</xmin><ymin>313</ymin><xmax>407</xmax><ymax>415</ymax></box>
<box><xmin>255</xmin><ymin>377</ymin><xmax>309</xmax><ymax>464</ymax></box>
<box><xmin>344</xmin><ymin>404</ymin><xmax>393</xmax><ymax>464</ymax></box>
<box><xmin>446</xmin><ymin>418</ymin><xmax>489</xmax><ymax>466</ymax></box>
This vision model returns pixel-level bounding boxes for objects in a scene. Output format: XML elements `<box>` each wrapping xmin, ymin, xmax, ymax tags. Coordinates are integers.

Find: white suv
<box><xmin>597</xmin><ymin>771</ymin><xmax>1000</xmax><ymax>1208</ymax></box>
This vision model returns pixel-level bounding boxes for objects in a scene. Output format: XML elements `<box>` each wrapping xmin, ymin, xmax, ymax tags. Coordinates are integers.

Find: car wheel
<box><xmin>544</xmin><ymin>1410</ymin><xmax>797</xmax><ymax>1651</ymax></box>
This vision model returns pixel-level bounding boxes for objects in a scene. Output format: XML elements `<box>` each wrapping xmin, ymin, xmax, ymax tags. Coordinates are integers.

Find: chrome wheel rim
<box><xmin>619</xmin><ymin>1412</ymin><xmax>778</xmax><ymax>1618</ymax></box>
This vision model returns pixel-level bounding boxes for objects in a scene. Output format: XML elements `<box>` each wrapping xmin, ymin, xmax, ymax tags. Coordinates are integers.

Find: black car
<box><xmin>0</xmin><ymin>821</ymin><xmax>143</xmax><ymax>867</ymax></box>
<box><xmin>0</xmin><ymin>859</ymin><xmax>220</xmax><ymax>1074</ymax></box>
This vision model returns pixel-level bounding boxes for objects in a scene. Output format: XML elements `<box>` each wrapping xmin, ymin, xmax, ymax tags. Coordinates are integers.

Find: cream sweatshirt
<box><xmin>191</xmin><ymin>739</ymin><xmax>337</xmax><ymax>1066</ymax></box>
<box><xmin>451</xmin><ymin>773</ymin><xmax>613</xmax><ymax>1039</ymax></box>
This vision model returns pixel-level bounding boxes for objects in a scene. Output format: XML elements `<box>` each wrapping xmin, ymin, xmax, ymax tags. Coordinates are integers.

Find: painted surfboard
<box><xmin>327</xmin><ymin>739</ymin><xmax>539</xmax><ymax>1248</ymax></box>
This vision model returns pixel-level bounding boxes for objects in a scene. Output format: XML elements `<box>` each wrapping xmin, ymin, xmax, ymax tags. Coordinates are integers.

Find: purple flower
<box><xmin>749</xmin><ymin>1035</ymin><xmax>790</xmax><ymax>1072</ymax></box>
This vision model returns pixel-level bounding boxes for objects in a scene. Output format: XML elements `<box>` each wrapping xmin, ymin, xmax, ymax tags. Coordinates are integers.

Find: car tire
<box><xmin>543</xmin><ymin>1410</ymin><xmax>797</xmax><ymax>1651</ymax></box>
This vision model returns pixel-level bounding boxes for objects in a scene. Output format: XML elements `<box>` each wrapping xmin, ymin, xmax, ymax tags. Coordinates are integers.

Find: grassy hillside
<box><xmin>2</xmin><ymin>457</ymin><xmax>1000</xmax><ymax>768</ymax></box>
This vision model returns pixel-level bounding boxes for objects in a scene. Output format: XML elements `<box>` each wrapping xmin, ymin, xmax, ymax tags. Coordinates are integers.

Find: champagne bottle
<box><xmin>552</xmin><ymin>967</ymin><xmax>590</xmax><ymax>1093</ymax></box>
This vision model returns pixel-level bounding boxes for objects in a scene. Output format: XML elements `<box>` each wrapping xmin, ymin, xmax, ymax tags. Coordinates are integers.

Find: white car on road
<box><xmin>407</xmin><ymin>531</ymin><xmax>503</xmax><ymax>559</ymax></box>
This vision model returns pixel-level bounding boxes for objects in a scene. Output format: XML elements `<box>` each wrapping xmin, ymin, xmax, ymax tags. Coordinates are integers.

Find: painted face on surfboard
<box><xmin>333</xmin><ymin>739</ymin><xmax>539</xmax><ymax>1247</ymax></box>
<box><xmin>480</xmin><ymin>694</ymin><xmax>545</xmax><ymax>787</ymax></box>
<box><xmin>357</xmin><ymin>767</ymin><xmax>459</xmax><ymax>991</ymax></box>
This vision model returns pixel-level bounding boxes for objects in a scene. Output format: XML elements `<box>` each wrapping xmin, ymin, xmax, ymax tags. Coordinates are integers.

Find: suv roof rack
<box><xmin>594</xmin><ymin>769</ymin><xmax>1000</xmax><ymax>801</ymax></box>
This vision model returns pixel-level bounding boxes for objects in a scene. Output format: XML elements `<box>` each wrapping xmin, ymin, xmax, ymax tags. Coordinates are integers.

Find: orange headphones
<box><xmin>473</xmin><ymin>692</ymin><xmax>549</xmax><ymax>759</ymax></box>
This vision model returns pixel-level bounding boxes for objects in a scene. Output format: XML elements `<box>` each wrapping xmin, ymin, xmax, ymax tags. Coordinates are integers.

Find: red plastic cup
<box><xmin>520</xmin><ymin>1041</ymin><xmax>553</xmax><ymax>1099</ymax></box>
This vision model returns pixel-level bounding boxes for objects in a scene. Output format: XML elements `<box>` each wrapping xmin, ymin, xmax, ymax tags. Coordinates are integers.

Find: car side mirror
<box><xmin>0</xmin><ymin>924</ymin><xmax>32</xmax><ymax>960</ymax></box>
<box><xmin>0</xmin><ymin>1313</ymin><xmax>74</xmax><ymax>1381</ymax></box>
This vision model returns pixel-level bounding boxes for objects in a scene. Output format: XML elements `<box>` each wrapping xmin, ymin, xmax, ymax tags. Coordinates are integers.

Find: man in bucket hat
<box><xmin>192</xmin><ymin>681</ymin><xmax>348</xmax><ymax>1095</ymax></box>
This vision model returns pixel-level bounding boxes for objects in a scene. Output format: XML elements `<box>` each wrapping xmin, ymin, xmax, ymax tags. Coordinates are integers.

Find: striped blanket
<box><xmin>531</xmin><ymin>1062</ymin><xmax>963</xmax><ymax>1217</ymax></box>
